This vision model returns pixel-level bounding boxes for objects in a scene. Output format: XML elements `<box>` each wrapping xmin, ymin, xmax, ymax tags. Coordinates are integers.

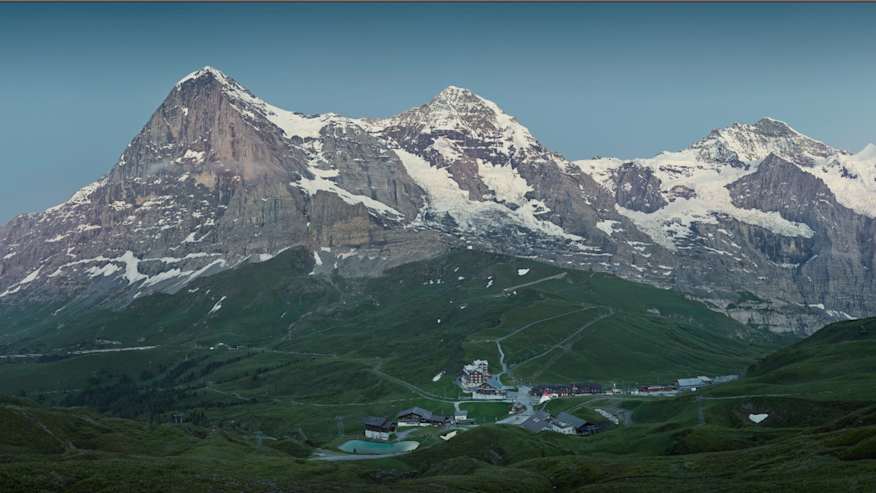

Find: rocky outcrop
<box><xmin>611</xmin><ymin>163</ymin><xmax>667</xmax><ymax>213</ymax></box>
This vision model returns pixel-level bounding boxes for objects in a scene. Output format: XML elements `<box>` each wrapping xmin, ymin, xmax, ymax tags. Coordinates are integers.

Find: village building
<box><xmin>553</xmin><ymin>412</ymin><xmax>600</xmax><ymax>435</ymax></box>
<box><xmin>460</xmin><ymin>359</ymin><xmax>490</xmax><ymax>390</ymax></box>
<box><xmin>530</xmin><ymin>383</ymin><xmax>603</xmax><ymax>399</ymax></box>
<box><xmin>454</xmin><ymin>410</ymin><xmax>470</xmax><ymax>423</ymax></box>
<box><xmin>520</xmin><ymin>411</ymin><xmax>603</xmax><ymax>436</ymax></box>
<box><xmin>363</xmin><ymin>416</ymin><xmax>396</xmax><ymax>441</ymax></box>
<box><xmin>471</xmin><ymin>382</ymin><xmax>507</xmax><ymax>400</ymax></box>
<box><xmin>396</xmin><ymin>407</ymin><xmax>449</xmax><ymax>427</ymax></box>
<box><xmin>677</xmin><ymin>376</ymin><xmax>712</xmax><ymax>391</ymax></box>
<box><xmin>633</xmin><ymin>385</ymin><xmax>678</xmax><ymax>397</ymax></box>
<box><xmin>520</xmin><ymin>410</ymin><xmax>553</xmax><ymax>433</ymax></box>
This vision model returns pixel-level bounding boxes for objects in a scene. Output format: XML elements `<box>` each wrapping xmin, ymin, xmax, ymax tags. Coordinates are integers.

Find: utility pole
<box><xmin>256</xmin><ymin>431</ymin><xmax>264</xmax><ymax>448</ymax></box>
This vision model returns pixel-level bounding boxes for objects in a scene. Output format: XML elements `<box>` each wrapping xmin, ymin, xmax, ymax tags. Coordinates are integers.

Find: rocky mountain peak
<box><xmin>690</xmin><ymin>117</ymin><xmax>840</xmax><ymax>167</ymax></box>
<box><xmin>373</xmin><ymin>85</ymin><xmax>539</xmax><ymax>160</ymax></box>
<box><xmin>2</xmin><ymin>67</ymin><xmax>874</xmax><ymax>336</ymax></box>
<box><xmin>855</xmin><ymin>143</ymin><xmax>876</xmax><ymax>160</ymax></box>
<box><xmin>175</xmin><ymin>66</ymin><xmax>234</xmax><ymax>87</ymax></box>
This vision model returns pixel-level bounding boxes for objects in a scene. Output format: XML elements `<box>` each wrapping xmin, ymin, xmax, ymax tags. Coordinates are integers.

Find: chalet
<box><xmin>363</xmin><ymin>416</ymin><xmax>396</xmax><ymax>441</ymax></box>
<box><xmin>396</xmin><ymin>407</ymin><xmax>449</xmax><ymax>427</ymax></box>
<box><xmin>461</xmin><ymin>360</ymin><xmax>490</xmax><ymax>390</ymax></box>
<box><xmin>553</xmin><ymin>412</ymin><xmax>601</xmax><ymax>435</ymax></box>
<box><xmin>471</xmin><ymin>382</ymin><xmax>507</xmax><ymax>400</ymax></box>
<box><xmin>454</xmin><ymin>410</ymin><xmax>469</xmax><ymax>423</ymax></box>
<box><xmin>520</xmin><ymin>411</ymin><xmax>553</xmax><ymax>433</ymax></box>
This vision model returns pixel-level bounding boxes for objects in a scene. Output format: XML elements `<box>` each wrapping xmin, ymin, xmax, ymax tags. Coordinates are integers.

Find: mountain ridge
<box><xmin>1</xmin><ymin>66</ymin><xmax>875</xmax><ymax>335</ymax></box>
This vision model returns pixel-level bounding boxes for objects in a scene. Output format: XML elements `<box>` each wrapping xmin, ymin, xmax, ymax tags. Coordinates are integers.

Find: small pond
<box><xmin>337</xmin><ymin>440</ymin><xmax>419</xmax><ymax>455</ymax></box>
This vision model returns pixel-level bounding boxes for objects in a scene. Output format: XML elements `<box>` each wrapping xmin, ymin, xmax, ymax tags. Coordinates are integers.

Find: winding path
<box><xmin>510</xmin><ymin>306</ymin><xmax>614</xmax><ymax>381</ymax></box>
<box><xmin>492</xmin><ymin>308</ymin><xmax>594</xmax><ymax>387</ymax></box>
<box><xmin>501</xmin><ymin>272</ymin><xmax>568</xmax><ymax>294</ymax></box>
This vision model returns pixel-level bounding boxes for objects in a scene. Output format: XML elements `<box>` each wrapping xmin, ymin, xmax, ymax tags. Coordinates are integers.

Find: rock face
<box><xmin>2</xmin><ymin>67</ymin><xmax>875</xmax><ymax>334</ymax></box>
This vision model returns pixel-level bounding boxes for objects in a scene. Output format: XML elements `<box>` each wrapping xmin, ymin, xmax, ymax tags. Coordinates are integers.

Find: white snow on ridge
<box><xmin>798</xmin><ymin>144</ymin><xmax>876</xmax><ymax>218</ymax></box>
<box><xmin>177</xmin><ymin>66</ymin><xmax>349</xmax><ymax>141</ymax></box>
<box><xmin>0</xmin><ymin>266</ymin><xmax>44</xmax><ymax>297</ymax></box>
<box><xmin>431</xmin><ymin>136</ymin><xmax>463</xmax><ymax>161</ymax></box>
<box><xmin>44</xmin><ymin>179</ymin><xmax>106</xmax><ymax>214</ymax></box>
<box><xmin>477</xmin><ymin>159</ymin><xmax>532</xmax><ymax>205</ymax></box>
<box><xmin>291</xmin><ymin>175</ymin><xmax>402</xmax><ymax>218</ymax></box>
<box><xmin>577</xmin><ymin>148</ymin><xmax>815</xmax><ymax>250</ymax></box>
<box><xmin>394</xmin><ymin>149</ymin><xmax>583</xmax><ymax>242</ymax></box>
<box><xmin>517</xmin><ymin>268</ymin><xmax>530</xmax><ymax>276</ymax></box>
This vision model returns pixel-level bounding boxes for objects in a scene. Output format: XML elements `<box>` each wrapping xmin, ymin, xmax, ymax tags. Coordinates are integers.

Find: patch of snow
<box><xmin>45</xmin><ymin>179</ymin><xmax>106</xmax><ymax>213</ymax></box>
<box><xmin>208</xmin><ymin>296</ymin><xmax>227</xmax><ymax>315</ymax></box>
<box><xmin>291</xmin><ymin>176</ymin><xmax>402</xmax><ymax>218</ymax></box>
<box><xmin>394</xmin><ymin>149</ymin><xmax>582</xmax><ymax>242</ymax></box>
<box><xmin>85</xmin><ymin>263</ymin><xmax>122</xmax><ymax>278</ymax></box>
<box><xmin>476</xmin><ymin>159</ymin><xmax>532</xmax><ymax>206</ymax></box>
<box><xmin>431</xmin><ymin>136</ymin><xmax>462</xmax><ymax>161</ymax></box>
<box><xmin>118</xmin><ymin>251</ymin><xmax>148</xmax><ymax>284</ymax></box>
<box><xmin>517</xmin><ymin>268</ymin><xmax>530</xmax><ymax>276</ymax></box>
<box><xmin>578</xmin><ymin>149</ymin><xmax>815</xmax><ymax>250</ymax></box>
<box><xmin>19</xmin><ymin>266</ymin><xmax>43</xmax><ymax>285</ymax></box>
<box><xmin>142</xmin><ymin>268</ymin><xmax>192</xmax><ymax>288</ymax></box>
<box><xmin>798</xmin><ymin>144</ymin><xmax>876</xmax><ymax>218</ymax></box>
<box><xmin>596</xmin><ymin>219</ymin><xmax>621</xmax><ymax>236</ymax></box>
<box><xmin>748</xmin><ymin>413</ymin><xmax>768</xmax><ymax>424</ymax></box>
<box><xmin>177</xmin><ymin>149</ymin><xmax>205</xmax><ymax>164</ymax></box>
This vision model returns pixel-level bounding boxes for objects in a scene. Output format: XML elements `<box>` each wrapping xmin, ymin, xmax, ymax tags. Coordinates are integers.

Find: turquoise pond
<box><xmin>338</xmin><ymin>440</ymin><xmax>419</xmax><ymax>455</ymax></box>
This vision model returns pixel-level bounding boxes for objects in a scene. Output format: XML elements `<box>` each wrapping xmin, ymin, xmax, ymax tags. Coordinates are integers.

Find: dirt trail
<box><xmin>514</xmin><ymin>307</ymin><xmax>614</xmax><ymax>379</ymax></box>
<box><xmin>501</xmin><ymin>272</ymin><xmax>567</xmax><ymax>294</ymax></box>
<box><xmin>493</xmin><ymin>307</ymin><xmax>592</xmax><ymax>386</ymax></box>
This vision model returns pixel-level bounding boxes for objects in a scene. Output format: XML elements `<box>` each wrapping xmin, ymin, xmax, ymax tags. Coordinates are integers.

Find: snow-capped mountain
<box><xmin>1</xmin><ymin>66</ymin><xmax>874</xmax><ymax>334</ymax></box>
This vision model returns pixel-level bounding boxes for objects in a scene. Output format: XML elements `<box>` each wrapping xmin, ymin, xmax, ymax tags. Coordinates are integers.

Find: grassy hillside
<box><xmin>1</xmin><ymin>309</ymin><xmax>876</xmax><ymax>491</ymax></box>
<box><xmin>705</xmin><ymin>317</ymin><xmax>876</xmax><ymax>400</ymax></box>
<box><xmin>0</xmin><ymin>248</ymin><xmax>775</xmax><ymax>444</ymax></box>
<box><xmin>2</xmin><ymin>396</ymin><xmax>876</xmax><ymax>492</ymax></box>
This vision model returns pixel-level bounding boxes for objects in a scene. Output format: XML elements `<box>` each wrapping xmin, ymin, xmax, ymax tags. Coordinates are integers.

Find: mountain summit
<box><xmin>690</xmin><ymin>117</ymin><xmax>840</xmax><ymax>167</ymax></box>
<box><xmin>1</xmin><ymin>66</ymin><xmax>875</xmax><ymax>334</ymax></box>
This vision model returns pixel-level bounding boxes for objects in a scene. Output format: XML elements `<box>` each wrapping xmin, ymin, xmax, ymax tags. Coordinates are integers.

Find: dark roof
<box><xmin>396</xmin><ymin>406</ymin><xmax>433</xmax><ymax>419</ymax></box>
<box><xmin>520</xmin><ymin>411</ymin><xmax>552</xmax><ymax>433</ymax></box>
<box><xmin>556</xmin><ymin>412</ymin><xmax>587</xmax><ymax>429</ymax></box>
<box><xmin>363</xmin><ymin>416</ymin><xmax>391</xmax><ymax>427</ymax></box>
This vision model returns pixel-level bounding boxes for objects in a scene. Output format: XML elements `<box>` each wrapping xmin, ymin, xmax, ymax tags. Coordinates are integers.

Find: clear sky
<box><xmin>1</xmin><ymin>3</ymin><xmax>874</xmax><ymax>222</ymax></box>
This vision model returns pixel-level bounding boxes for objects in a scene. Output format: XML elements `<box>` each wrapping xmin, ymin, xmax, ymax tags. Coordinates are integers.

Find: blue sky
<box><xmin>1</xmin><ymin>3</ymin><xmax>874</xmax><ymax>222</ymax></box>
